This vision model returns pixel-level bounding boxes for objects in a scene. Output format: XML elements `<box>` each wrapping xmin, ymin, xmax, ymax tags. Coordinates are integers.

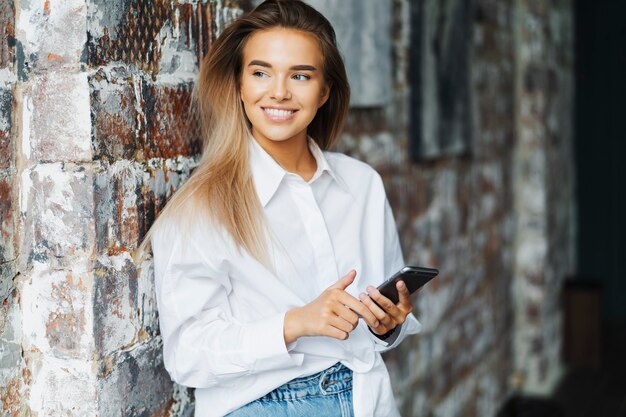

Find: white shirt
<box><xmin>151</xmin><ymin>138</ymin><xmax>422</xmax><ymax>417</ymax></box>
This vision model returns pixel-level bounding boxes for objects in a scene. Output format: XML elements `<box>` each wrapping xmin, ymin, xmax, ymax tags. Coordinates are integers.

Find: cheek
<box><xmin>240</xmin><ymin>80</ymin><xmax>254</xmax><ymax>103</ymax></box>
<box><xmin>241</xmin><ymin>79</ymin><xmax>266</xmax><ymax>100</ymax></box>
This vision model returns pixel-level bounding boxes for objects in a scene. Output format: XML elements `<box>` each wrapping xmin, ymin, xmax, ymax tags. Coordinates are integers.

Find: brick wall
<box><xmin>0</xmin><ymin>0</ymin><xmax>574</xmax><ymax>416</ymax></box>
<box><xmin>512</xmin><ymin>0</ymin><xmax>576</xmax><ymax>393</ymax></box>
<box><xmin>1</xmin><ymin>1</ymin><xmax>244</xmax><ymax>415</ymax></box>
<box><xmin>1</xmin><ymin>0</ymin><xmax>24</xmax><ymax>414</ymax></box>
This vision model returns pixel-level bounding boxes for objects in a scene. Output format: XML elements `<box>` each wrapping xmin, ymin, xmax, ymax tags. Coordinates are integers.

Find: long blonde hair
<box><xmin>137</xmin><ymin>0</ymin><xmax>350</xmax><ymax>262</ymax></box>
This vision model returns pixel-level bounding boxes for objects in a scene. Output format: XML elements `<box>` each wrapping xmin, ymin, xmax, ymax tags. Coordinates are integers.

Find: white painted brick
<box><xmin>28</xmin><ymin>356</ymin><xmax>97</xmax><ymax>417</ymax></box>
<box><xmin>16</xmin><ymin>0</ymin><xmax>87</xmax><ymax>68</ymax></box>
<box><xmin>21</xmin><ymin>263</ymin><xmax>94</xmax><ymax>358</ymax></box>
<box><xmin>24</xmin><ymin>73</ymin><xmax>92</xmax><ymax>162</ymax></box>
<box><xmin>19</xmin><ymin>163</ymin><xmax>95</xmax><ymax>268</ymax></box>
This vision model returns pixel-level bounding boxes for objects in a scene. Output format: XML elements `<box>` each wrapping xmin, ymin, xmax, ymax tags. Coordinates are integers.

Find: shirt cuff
<box><xmin>242</xmin><ymin>312</ymin><xmax>304</xmax><ymax>372</ymax></box>
<box><xmin>370</xmin><ymin>314</ymin><xmax>422</xmax><ymax>351</ymax></box>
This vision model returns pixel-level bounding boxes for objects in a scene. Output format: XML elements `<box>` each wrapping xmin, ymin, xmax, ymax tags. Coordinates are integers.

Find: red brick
<box><xmin>142</xmin><ymin>81</ymin><xmax>201</xmax><ymax>159</ymax></box>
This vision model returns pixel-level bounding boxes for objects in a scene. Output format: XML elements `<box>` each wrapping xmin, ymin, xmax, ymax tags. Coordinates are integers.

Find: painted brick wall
<box><xmin>1</xmin><ymin>0</ymin><xmax>25</xmax><ymax>414</ymax></box>
<box><xmin>0</xmin><ymin>0</ymin><xmax>574</xmax><ymax>416</ymax></box>
<box><xmin>1</xmin><ymin>1</ymin><xmax>244</xmax><ymax>416</ymax></box>
<box><xmin>512</xmin><ymin>0</ymin><xmax>576</xmax><ymax>393</ymax></box>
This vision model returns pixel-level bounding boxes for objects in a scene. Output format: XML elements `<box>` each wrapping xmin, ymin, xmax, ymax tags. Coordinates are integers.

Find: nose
<box><xmin>270</xmin><ymin>76</ymin><xmax>291</xmax><ymax>101</ymax></box>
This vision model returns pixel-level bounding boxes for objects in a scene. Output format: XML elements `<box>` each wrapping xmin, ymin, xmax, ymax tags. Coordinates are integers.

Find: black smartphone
<box><xmin>377</xmin><ymin>266</ymin><xmax>439</xmax><ymax>304</ymax></box>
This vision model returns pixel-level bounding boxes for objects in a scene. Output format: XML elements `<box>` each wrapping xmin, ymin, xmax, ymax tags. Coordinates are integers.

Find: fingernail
<box><xmin>359</xmin><ymin>293</ymin><xmax>367</xmax><ymax>301</ymax></box>
<box><xmin>367</xmin><ymin>286</ymin><xmax>375</xmax><ymax>292</ymax></box>
<box><xmin>374</xmin><ymin>320</ymin><xmax>380</xmax><ymax>327</ymax></box>
<box><xmin>398</xmin><ymin>281</ymin><xmax>406</xmax><ymax>288</ymax></box>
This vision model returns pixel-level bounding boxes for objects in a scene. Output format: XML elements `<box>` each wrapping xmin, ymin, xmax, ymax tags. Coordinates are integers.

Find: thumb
<box><xmin>329</xmin><ymin>269</ymin><xmax>357</xmax><ymax>290</ymax></box>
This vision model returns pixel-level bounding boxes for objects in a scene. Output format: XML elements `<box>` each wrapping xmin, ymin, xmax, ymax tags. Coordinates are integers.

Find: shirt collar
<box><xmin>249</xmin><ymin>136</ymin><xmax>348</xmax><ymax>207</ymax></box>
<box><xmin>307</xmin><ymin>138</ymin><xmax>348</xmax><ymax>192</ymax></box>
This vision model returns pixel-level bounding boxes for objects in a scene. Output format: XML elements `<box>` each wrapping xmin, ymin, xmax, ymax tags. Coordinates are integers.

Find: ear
<box><xmin>318</xmin><ymin>84</ymin><xmax>331</xmax><ymax>108</ymax></box>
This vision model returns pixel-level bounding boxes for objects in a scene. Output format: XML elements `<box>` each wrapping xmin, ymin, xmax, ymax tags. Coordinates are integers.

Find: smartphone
<box><xmin>377</xmin><ymin>266</ymin><xmax>439</xmax><ymax>304</ymax></box>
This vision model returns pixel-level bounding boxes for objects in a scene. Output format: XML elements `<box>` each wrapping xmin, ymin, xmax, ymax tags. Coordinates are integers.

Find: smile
<box><xmin>263</xmin><ymin>107</ymin><xmax>297</xmax><ymax>120</ymax></box>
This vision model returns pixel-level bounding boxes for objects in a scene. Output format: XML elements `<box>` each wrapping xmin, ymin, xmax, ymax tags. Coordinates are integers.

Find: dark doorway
<box><xmin>553</xmin><ymin>1</ymin><xmax>626</xmax><ymax>415</ymax></box>
<box><xmin>575</xmin><ymin>0</ymin><xmax>626</xmax><ymax>321</ymax></box>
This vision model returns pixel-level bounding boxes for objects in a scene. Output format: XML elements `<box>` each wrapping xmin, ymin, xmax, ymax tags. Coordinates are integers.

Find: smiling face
<box><xmin>240</xmin><ymin>28</ymin><xmax>330</xmax><ymax>148</ymax></box>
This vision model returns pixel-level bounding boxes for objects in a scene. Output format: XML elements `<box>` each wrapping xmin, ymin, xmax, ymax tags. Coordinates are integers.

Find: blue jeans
<box><xmin>226</xmin><ymin>363</ymin><xmax>354</xmax><ymax>417</ymax></box>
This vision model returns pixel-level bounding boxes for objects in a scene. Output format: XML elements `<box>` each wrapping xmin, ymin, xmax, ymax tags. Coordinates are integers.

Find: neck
<box><xmin>253</xmin><ymin>133</ymin><xmax>317</xmax><ymax>181</ymax></box>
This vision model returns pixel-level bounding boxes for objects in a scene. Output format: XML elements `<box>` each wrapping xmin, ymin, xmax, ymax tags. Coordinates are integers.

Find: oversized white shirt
<box><xmin>151</xmin><ymin>138</ymin><xmax>422</xmax><ymax>417</ymax></box>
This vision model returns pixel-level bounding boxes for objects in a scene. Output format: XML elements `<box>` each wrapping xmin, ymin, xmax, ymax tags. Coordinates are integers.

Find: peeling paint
<box><xmin>16</xmin><ymin>0</ymin><xmax>87</xmax><ymax>68</ymax></box>
<box><xmin>25</xmin><ymin>72</ymin><xmax>92</xmax><ymax>162</ymax></box>
<box><xmin>20</xmin><ymin>95</ymin><xmax>32</xmax><ymax>161</ymax></box>
<box><xmin>0</xmin><ymin>68</ymin><xmax>17</xmax><ymax>88</ymax></box>
<box><xmin>97</xmin><ymin>339</ymin><xmax>176</xmax><ymax>417</ymax></box>
<box><xmin>20</xmin><ymin>164</ymin><xmax>96</xmax><ymax>270</ymax></box>
<box><xmin>2</xmin><ymin>1</ymin><xmax>245</xmax><ymax>416</ymax></box>
<box><xmin>27</xmin><ymin>357</ymin><xmax>97</xmax><ymax>416</ymax></box>
<box><xmin>0</xmin><ymin>1</ymin><xmax>16</xmax><ymax>71</ymax></box>
<box><xmin>87</xmin><ymin>0</ymin><xmax>172</xmax><ymax>75</ymax></box>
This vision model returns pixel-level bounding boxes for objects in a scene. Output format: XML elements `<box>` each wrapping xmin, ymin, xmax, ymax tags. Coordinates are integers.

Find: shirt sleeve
<box><xmin>151</xmin><ymin>220</ymin><xmax>303</xmax><ymax>389</ymax></box>
<box><xmin>365</xmin><ymin>195</ymin><xmax>422</xmax><ymax>352</ymax></box>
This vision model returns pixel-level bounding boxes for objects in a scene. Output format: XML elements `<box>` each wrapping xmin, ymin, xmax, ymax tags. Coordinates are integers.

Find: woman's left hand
<box><xmin>359</xmin><ymin>280</ymin><xmax>413</xmax><ymax>336</ymax></box>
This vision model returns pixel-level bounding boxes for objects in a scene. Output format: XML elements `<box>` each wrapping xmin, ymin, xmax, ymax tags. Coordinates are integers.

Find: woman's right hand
<box><xmin>284</xmin><ymin>270</ymin><xmax>381</xmax><ymax>344</ymax></box>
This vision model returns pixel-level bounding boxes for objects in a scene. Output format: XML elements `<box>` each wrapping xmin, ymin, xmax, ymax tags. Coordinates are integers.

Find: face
<box><xmin>240</xmin><ymin>28</ymin><xmax>330</xmax><ymax>147</ymax></box>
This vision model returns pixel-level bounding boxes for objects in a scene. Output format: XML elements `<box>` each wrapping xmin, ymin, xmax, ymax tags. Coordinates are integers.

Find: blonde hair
<box><xmin>137</xmin><ymin>0</ymin><xmax>350</xmax><ymax>262</ymax></box>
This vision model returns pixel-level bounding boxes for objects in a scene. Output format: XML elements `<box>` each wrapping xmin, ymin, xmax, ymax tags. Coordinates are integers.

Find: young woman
<box><xmin>144</xmin><ymin>1</ymin><xmax>421</xmax><ymax>416</ymax></box>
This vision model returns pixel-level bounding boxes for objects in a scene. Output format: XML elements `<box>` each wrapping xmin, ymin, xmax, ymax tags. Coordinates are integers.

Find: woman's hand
<box><xmin>359</xmin><ymin>280</ymin><xmax>414</xmax><ymax>337</ymax></box>
<box><xmin>284</xmin><ymin>270</ymin><xmax>381</xmax><ymax>344</ymax></box>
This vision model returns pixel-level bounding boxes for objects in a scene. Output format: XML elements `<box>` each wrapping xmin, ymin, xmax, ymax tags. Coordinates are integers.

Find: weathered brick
<box><xmin>24</xmin><ymin>72</ymin><xmax>92</xmax><ymax>162</ymax></box>
<box><xmin>87</xmin><ymin>1</ymin><xmax>214</xmax><ymax>78</ymax></box>
<box><xmin>93</xmin><ymin>258</ymin><xmax>140</xmax><ymax>357</ymax></box>
<box><xmin>94</xmin><ymin>161</ymin><xmax>143</xmax><ymax>254</ymax></box>
<box><xmin>0</xmin><ymin>176</ymin><xmax>15</xmax><ymax>264</ymax></box>
<box><xmin>0</xmin><ymin>87</ymin><xmax>12</xmax><ymax>170</ymax></box>
<box><xmin>20</xmin><ymin>163</ymin><xmax>95</xmax><ymax>270</ymax></box>
<box><xmin>157</xmin><ymin>3</ymin><xmax>213</xmax><ymax>81</ymax></box>
<box><xmin>0</xmin><ymin>260</ymin><xmax>16</xmax><ymax>306</ymax></box>
<box><xmin>0</xmin><ymin>286</ymin><xmax>22</xmax><ymax>376</ymax></box>
<box><xmin>97</xmin><ymin>339</ymin><xmax>183</xmax><ymax>417</ymax></box>
<box><xmin>16</xmin><ymin>0</ymin><xmax>87</xmax><ymax>70</ymax></box>
<box><xmin>90</xmin><ymin>73</ymin><xmax>141</xmax><ymax>161</ymax></box>
<box><xmin>26</xmin><ymin>356</ymin><xmax>97</xmax><ymax>416</ymax></box>
<box><xmin>90</xmin><ymin>72</ymin><xmax>201</xmax><ymax>163</ymax></box>
<box><xmin>142</xmin><ymin>81</ymin><xmax>201</xmax><ymax>159</ymax></box>
<box><xmin>0</xmin><ymin>292</ymin><xmax>29</xmax><ymax>417</ymax></box>
<box><xmin>0</xmin><ymin>1</ymin><xmax>15</xmax><ymax>70</ymax></box>
<box><xmin>93</xmin><ymin>158</ymin><xmax>195</xmax><ymax>256</ymax></box>
<box><xmin>21</xmin><ymin>267</ymin><xmax>93</xmax><ymax>358</ymax></box>
<box><xmin>138</xmin><ymin>158</ymin><xmax>197</xmax><ymax>239</ymax></box>
<box><xmin>87</xmin><ymin>0</ymin><xmax>172</xmax><ymax>75</ymax></box>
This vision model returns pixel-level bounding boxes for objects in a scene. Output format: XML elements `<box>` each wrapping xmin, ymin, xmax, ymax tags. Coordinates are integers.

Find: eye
<box><xmin>292</xmin><ymin>73</ymin><xmax>311</xmax><ymax>81</ymax></box>
<box><xmin>252</xmin><ymin>71</ymin><xmax>269</xmax><ymax>78</ymax></box>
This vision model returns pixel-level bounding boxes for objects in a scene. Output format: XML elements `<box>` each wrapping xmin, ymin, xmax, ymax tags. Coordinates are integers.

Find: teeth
<box><xmin>264</xmin><ymin>108</ymin><xmax>294</xmax><ymax>117</ymax></box>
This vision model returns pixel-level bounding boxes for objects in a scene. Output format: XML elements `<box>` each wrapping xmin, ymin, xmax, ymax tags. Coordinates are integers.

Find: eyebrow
<box><xmin>247</xmin><ymin>60</ymin><xmax>318</xmax><ymax>72</ymax></box>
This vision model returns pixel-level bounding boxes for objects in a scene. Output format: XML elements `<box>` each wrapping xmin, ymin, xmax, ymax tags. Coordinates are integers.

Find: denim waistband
<box><xmin>259</xmin><ymin>363</ymin><xmax>353</xmax><ymax>402</ymax></box>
